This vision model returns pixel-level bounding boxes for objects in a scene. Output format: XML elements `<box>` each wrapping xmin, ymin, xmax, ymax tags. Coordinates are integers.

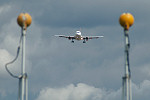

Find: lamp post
<box><xmin>17</xmin><ymin>13</ymin><xmax>32</xmax><ymax>100</ymax></box>
<box><xmin>119</xmin><ymin>13</ymin><xmax>134</xmax><ymax>100</ymax></box>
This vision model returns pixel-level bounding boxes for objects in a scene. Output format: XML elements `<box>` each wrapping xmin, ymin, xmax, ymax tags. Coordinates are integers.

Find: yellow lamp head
<box><xmin>119</xmin><ymin>13</ymin><xmax>134</xmax><ymax>30</ymax></box>
<box><xmin>17</xmin><ymin>13</ymin><xmax>32</xmax><ymax>29</ymax></box>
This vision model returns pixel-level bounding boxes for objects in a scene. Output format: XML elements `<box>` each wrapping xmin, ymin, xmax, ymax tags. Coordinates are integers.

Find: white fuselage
<box><xmin>74</xmin><ymin>31</ymin><xmax>83</xmax><ymax>40</ymax></box>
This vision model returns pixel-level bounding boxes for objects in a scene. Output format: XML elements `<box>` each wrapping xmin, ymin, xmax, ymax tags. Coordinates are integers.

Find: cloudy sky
<box><xmin>0</xmin><ymin>0</ymin><xmax>150</xmax><ymax>100</ymax></box>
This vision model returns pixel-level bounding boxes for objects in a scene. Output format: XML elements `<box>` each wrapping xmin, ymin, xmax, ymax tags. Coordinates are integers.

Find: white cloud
<box><xmin>36</xmin><ymin>83</ymin><xmax>122</xmax><ymax>100</ymax></box>
<box><xmin>36</xmin><ymin>83</ymin><xmax>104</xmax><ymax>100</ymax></box>
<box><xmin>0</xmin><ymin>49</ymin><xmax>13</xmax><ymax>77</ymax></box>
<box><xmin>0</xmin><ymin>48</ymin><xmax>23</xmax><ymax>78</ymax></box>
<box><xmin>36</xmin><ymin>80</ymin><xmax>150</xmax><ymax>100</ymax></box>
<box><xmin>132</xmin><ymin>80</ymin><xmax>150</xmax><ymax>100</ymax></box>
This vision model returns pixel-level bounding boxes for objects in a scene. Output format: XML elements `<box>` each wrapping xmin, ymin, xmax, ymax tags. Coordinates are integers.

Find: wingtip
<box><xmin>98</xmin><ymin>36</ymin><xmax>104</xmax><ymax>38</ymax></box>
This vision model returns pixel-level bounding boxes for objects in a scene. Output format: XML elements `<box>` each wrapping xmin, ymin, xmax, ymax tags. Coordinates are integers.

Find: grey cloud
<box><xmin>30</xmin><ymin>0</ymin><xmax>150</xmax><ymax>28</ymax></box>
<box><xmin>31</xmin><ymin>0</ymin><xmax>132</xmax><ymax>28</ymax></box>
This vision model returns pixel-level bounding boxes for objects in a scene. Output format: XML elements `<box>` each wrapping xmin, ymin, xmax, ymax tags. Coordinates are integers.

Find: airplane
<box><xmin>55</xmin><ymin>31</ymin><xmax>104</xmax><ymax>43</ymax></box>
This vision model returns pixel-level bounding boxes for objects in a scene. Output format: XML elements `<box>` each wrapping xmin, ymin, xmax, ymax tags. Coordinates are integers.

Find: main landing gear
<box><xmin>83</xmin><ymin>39</ymin><xmax>86</xmax><ymax>43</ymax></box>
<box><xmin>71</xmin><ymin>41</ymin><xmax>74</xmax><ymax>43</ymax></box>
<box><xmin>71</xmin><ymin>39</ymin><xmax>74</xmax><ymax>43</ymax></box>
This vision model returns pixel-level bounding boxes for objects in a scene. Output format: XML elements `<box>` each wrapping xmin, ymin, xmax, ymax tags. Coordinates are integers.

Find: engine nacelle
<box><xmin>86</xmin><ymin>37</ymin><xmax>89</xmax><ymax>41</ymax></box>
<box><xmin>68</xmin><ymin>36</ymin><xmax>71</xmax><ymax>40</ymax></box>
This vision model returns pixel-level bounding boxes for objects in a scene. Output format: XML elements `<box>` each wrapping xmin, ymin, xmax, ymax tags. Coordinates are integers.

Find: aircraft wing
<box><xmin>55</xmin><ymin>35</ymin><xmax>75</xmax><ymax>39</ymax></box>
<box><xmin>82</xmin><ymin>36</ymin><xmax>104</xmax><ymax>39</ymax></box>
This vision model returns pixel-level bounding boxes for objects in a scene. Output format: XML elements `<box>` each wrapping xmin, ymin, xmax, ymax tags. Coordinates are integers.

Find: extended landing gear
<box><xmin>83</xmin><ymin>39</ymin><xmax>86</xmax><ymax>43</ymax></box>
<box><xmin>71</xmin><ymin>41</ymin><xmax>74</xmax><ymax>43</ymax></box>
<box><xmin>71</xmin><ymin>39</ymin><xmax>74</xmax><ymax>43</ymax></box>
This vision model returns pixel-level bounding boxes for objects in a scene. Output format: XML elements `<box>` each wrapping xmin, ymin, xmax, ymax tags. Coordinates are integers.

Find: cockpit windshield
<box><xmin>76</xmin><ymin>31</ymin><xmax>81</xmax><ymax>35</ymax></box>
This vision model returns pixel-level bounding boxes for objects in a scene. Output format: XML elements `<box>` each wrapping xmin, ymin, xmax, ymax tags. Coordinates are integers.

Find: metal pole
<box><xmin>25</xmin><ymin>74</ymin><xmax>28</xmax><ymax>100</ymax></box>
<box><xmin>18</xmin><ymin>77</ymin><xmax>22</xmax><ymax>100</ymax></box>
<box><xmin>119</xmin><ymin>12</ymin><xmax>134</xmax><ymax>100</ymax></box>
<box><xmin>129</xmin><ymin>78</ymin><xmax>132</xmax><ymax>100</ymax></box>
<box><xmin>125</xmin><ymin>29</ymin><xmax>129</xmax><ymax>100</ymax></box>
<box><xmin>22</xmin><ymin>28</ymin><xmax>26</xmax><ymax>75</ymax></box>
<box><xmin>21</xmin><ymin>27</ymin><xmax>28</xmax><ymax>100</ymax></box>
<box><xmin>122</xmin><ymin>77</ymin><xmax>125</xmax><ymax>100</ymax></box>
<box><xmin>5</xmin><ymin>13</ymin><xmax>31</xmax><ymax>100</ymax></box>
<box><xmin>123</xmin><ymin>29</ymin><xmax>132</xmax><ymax>100</ymax></box>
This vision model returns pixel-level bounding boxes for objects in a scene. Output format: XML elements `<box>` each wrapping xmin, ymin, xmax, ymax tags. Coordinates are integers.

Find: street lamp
<box><xmin>119</xmin><ymin>13</ymin><xmax>134</xmax><ymax>100</ymax></box>
<box><xmin>5</xmin><ymin>13</ymin><xmax>32</xmax><ymax>100</ymax></box>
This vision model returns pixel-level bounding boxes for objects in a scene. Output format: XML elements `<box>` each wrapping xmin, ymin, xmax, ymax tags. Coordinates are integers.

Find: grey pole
<box><xmin>21</xmin><ymin>26</ymin><xmax>28</xmax><ymax>100</ymax></box>
<box><xmin>123</xmin><ymin>29</ymin><xmax>132</xmax><ymax>100</ymax></box>
<box><xmin>5</xmin><ymin>13</ymin><xmax>31</xmax><ymax>100</ymax></box>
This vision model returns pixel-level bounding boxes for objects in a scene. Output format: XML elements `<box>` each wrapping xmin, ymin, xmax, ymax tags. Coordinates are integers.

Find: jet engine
<box><xmin>86</xmin><ymin>37</ymin><xmax>89</xmax><ymax>41</ymax></box>
<box><xmin>68</xmin><ymin>36</ymin><xmax>71</xmax><ymax>40</ymax></box>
